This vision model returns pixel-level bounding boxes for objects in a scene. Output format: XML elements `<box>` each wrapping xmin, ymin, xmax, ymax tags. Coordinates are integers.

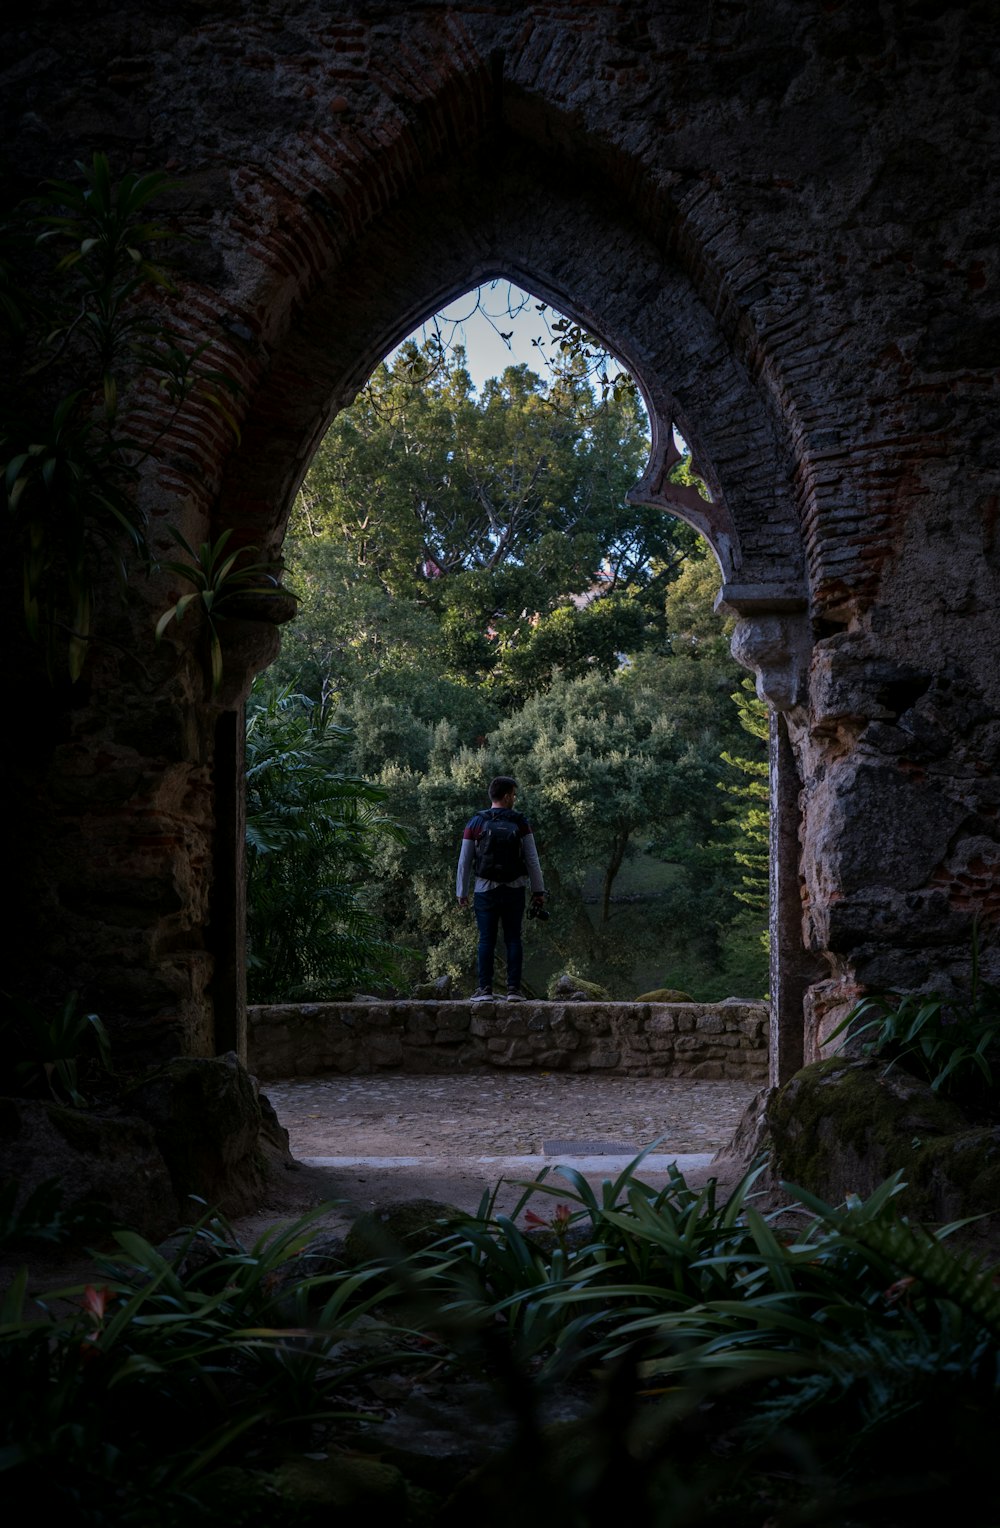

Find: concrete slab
<box><xmin>301</xmin><ymin>1152</ymin><xmax>714</xmax><ymax>1175</ymax></box>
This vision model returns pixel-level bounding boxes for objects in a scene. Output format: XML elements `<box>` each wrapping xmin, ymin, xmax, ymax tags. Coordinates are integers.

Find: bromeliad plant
<box><xmin>824</xmin><ymin>928</ymin><xmax>1000</xmax><ymax>1108</ymax></box>
<box><xmin>3</xmin><ymin>1157</ymin><xmax>999</xmax><ymax>1525</ymax></box>
<box><xmin>398</xmin><ymin>1155</ymin><xmax>1000</xmax><ymax>1523</ymax></box>
<box><xmin>0</xmin><ymin>1206</ymin><xmax>427</xmax><ymax>1523</ymax></box>
<box><xmin>417</xmin><ymin>1149</ymin><xmax>780</xmax><ymax>1374</ymax></box>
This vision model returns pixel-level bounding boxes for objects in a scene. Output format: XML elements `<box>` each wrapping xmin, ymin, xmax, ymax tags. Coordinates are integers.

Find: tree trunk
<box><xmin>601</xmin><ymin>832</ymin><xmax>629</xmax><ymax>923</ymax></box>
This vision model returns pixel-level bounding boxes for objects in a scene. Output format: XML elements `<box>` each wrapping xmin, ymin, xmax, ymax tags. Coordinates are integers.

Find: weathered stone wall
<box><xmin>248</xmin><ymin>1000</ymin><xmax>768</xmax><ymax>1082</ymax></box>
<box><xmin>3</xmin><ymin>2</ymin><xmax>998</xmax><ymax>1080</ymax></box>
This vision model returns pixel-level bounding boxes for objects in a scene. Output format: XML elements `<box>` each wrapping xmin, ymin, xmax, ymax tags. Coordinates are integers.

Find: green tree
<box><xmin>720</xmin><ymin>676</ymin><xmax>771</xmax><ymax>923</ymax></box>
<box><xmin>636</xmin><ymin>555</ymin><xmax>770</xmax><ymax>995</ymax></box>
<box><xmin>292</xmin><ymin>340</ymin><xmax>695</xmax><ymax>704</ymax></box>
<box><xmin>494</xmin><ymin>669</ymin><xmax>718</xmax><ymax>928</ymax></box>
<box><xmin>351</xmin><ymin>650</ymin><xmax>752</xmax><ymax>999</ymax></box>
<box><xmin>264</xmin><ymin>310</ymin><xmax>769</xmax><ymax>999</ymax></box>
<box><xmin>270</xmin><ymin>533</ymin><xmax>497</xmax><ymax>753</ymax></box>
<box><xmin>245</xmin><ymin>680</ymin><xmax>412</xmax><ymax>1001</ymax></box>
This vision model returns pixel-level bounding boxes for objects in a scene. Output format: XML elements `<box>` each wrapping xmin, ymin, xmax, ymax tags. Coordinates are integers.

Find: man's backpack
<box><xmin>473</xmin><ymin>810</ymin><xmax>526</xmax><ymax>883</ymax></box>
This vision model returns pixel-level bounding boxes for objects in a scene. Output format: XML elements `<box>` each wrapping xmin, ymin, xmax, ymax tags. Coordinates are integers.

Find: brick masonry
<box><xmin>2</xmin><ymin>2</ymin><xmax>998</xmax><ymax>1079</ymax></box>
<box><xmin>248</xmin><ymin>1000</ymin><xmax>769</xmax><ymax>1083</ymax></box>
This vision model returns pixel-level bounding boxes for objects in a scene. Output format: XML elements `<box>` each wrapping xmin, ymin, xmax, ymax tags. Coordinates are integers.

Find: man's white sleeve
<box><xmin>456</xmin><ymin>837</ymin><xmax>476</xmax><ymax>898</ymax></box>
<box><xmin>522</xmin><ymin>834</ymin><xmax>544</xmax><ymax>895</ymax></box>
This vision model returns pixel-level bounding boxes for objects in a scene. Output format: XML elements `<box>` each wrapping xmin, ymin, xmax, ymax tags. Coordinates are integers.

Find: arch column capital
<box><xmin>718</xmin><ymin>583</ymin><xmax>811</xmax><ymax>714</ymax></box>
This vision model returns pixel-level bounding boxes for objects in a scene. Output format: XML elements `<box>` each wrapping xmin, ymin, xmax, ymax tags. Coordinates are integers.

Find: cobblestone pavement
<box><xmin>266</xmin><ymin>1072</ymin><xmax>757</xmax><ymax>1159</ymax></box>
<box><xmin>238</xmin><ymin>1072</ymin><xmax>761</xmax><ymax>1237</ymax></box>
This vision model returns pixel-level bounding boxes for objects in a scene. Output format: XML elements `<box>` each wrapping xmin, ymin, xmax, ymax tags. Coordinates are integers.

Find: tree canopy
<box><xmin>288</xmin><ymin>341</ymin><xmax>700</xmax><ymax>706</ymax></box>
<box><xmin>255</xmin><ymin>311</ymin><xmax>769</xmax><ymax>1001</ymax></box>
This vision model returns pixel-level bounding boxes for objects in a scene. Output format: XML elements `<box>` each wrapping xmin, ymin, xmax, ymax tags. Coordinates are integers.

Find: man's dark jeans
<box><xmin>473</xmin><ymin>885</ymin><xmax>525</xmax><ymax>992</ymax></box>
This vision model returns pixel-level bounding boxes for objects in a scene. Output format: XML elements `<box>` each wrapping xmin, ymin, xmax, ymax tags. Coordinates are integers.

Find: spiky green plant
<box><xmin>154</xmin><ymin>528</ymin><xmax>287</xmax><ymax>694</ymax></box>
<box><xmin>2</xmin><ymin>153</ymin><xmax>242</xmax><ymax>680</ymax></box>
<box><xmin>0</xmin><ymin>990</ymin><xmax>112</xmax><ymax>1105</ymax></box>
<box><xmin>245</xmin><ymin>679</ymin><xmax>416</xmax><ymax>999</ymax></box>
<box><xmin>825</xmin><ymin>927</ymin><xmax>1000</xmax><ymax>1105</ymax></box>
<box><xmin>0</xmin><ymin>1205</ymin><xmax>424</xmax><ymax>1522</ymax></box>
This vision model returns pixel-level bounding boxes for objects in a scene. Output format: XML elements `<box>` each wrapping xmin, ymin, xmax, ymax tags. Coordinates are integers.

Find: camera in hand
<box><xmin>527</xmin><ymin>899</ymin><xmax>550</xmax><ymax>922</ymax></box>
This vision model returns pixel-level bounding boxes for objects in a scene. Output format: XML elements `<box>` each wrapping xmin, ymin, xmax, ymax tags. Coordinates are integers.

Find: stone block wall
<box><xmin>248</xmin><ymin>1000</ymin><xmax>768</xmax><ymax>1083</ymax></box>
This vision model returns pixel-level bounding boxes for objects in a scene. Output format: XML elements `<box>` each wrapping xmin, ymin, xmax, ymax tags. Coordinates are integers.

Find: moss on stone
<box><xmin>904</xmin><ymin>1126</ymin><xmax>1000</xmax><ymax>1221</ymax></box>
<box><xmin>766</xmin><ymin>1057</ymin><xmax>978</xmax><ymax>1216</ymax></box>
<box><xmin>344</xmin><ymin>1197</ymin><xmax>462</xmax><ymax>1264</ymax></box>
<box><xmin>547</xmin><ymin>972</ymin><xmax>610</xmax><ymax>1000</ymax></box>
<box><xmin>274</xmin><ymin>1452</ymin><xmax>408</xmax><ymax>1513</ymax></box>
<box><xmin>634</xmin><ymin>987</ymin><xmax>694</xmax><ymax>1002</ymax></box>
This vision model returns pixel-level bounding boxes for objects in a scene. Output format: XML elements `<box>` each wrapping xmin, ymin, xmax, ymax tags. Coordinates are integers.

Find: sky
<box><xmin>386</xmin><ymin>280</ymin><xmax>672</xmax><ymax>465</ymax></box>
<box><xmin>390</xmin><ymin>280</ymin><xmax>589</xmax><ymax>393</ymax></box>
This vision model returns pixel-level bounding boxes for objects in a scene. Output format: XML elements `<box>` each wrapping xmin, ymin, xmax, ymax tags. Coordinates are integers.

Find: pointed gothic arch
<box><xmin>10</xmin><ymin>2</ymin><xmax>992</xmax><ymax>1083</ymax></box>
<box><xmin>194</xmin><ymin>124</ymin><xmax>815</xmax><ymax>1079</ymax></box>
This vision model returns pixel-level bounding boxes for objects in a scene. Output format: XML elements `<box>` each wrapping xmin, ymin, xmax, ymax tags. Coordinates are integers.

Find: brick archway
<box><xmin>197</xmin><ymin>124</ymin><xmax>816</xmax><ymax>1076</ymax></box>
<box><xmin>213</xmin><ymin>133</ymin><xmax>804</xmax><ymax>599</ymax></box>
<box><xmin>7</xmin><ymin>2</ymin><xmax>996</xmax><ymax>1078</ymax></box>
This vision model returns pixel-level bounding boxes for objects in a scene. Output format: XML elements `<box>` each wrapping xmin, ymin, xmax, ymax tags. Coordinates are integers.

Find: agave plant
<box><xmin>154</xmin><ymin>528</ymin><xmax>288</xmax><ymax>694</ymax></box>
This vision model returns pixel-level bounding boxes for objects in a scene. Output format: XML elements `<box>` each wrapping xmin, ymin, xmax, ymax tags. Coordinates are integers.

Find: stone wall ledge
<box><xmin>248</xmin><ymin>999</ymin><xmax>768</xmax><ymax>1081</ymax></box>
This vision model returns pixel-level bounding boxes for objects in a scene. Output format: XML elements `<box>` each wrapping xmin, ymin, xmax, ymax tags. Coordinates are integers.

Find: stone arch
<box><xmin>191</xmin><ymin>120</ymin><xmax>816</xmax><ymax>1080</ymax></box>
<box><xmin>11</xmin><ymin>2</ymin><xmax>994</xmax><ymax>1084</ymax></box>
<box><xmin>213</xmin><ymin>134</ymin><xmax>805</xmax><ymax>602</ymax></box>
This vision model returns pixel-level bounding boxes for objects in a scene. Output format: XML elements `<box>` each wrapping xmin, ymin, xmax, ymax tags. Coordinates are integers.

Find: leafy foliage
<box><xmin>825</xmin><ymin>937</ymin><xmax>1000</xmax><ymax>1109</ymax></box>
<box><xmin>292</xmin><ymin>338</ymin><xmax>693</xmax><ymax>704</ymax></box>
<box><xmin>1</xmin><ymin>154</ymin><xmax>240</xmax><ymax>679</ymax></box>
<box><xmin>398</xmin><ymin>1161</ymin><xmax>1000</xmax><ymax>1522</ymax></box>
<box><xmin>245</xmin><ymin>680</ymin><xmax>414</xmax><ymax>1000</ymax></box>
<box><xmin>719</xmin><ymin>676</ymin><xmax>770</xmax><ymax>926</ymax></box>
<box><xmin>493</xmin><ymin>667</ymin><xmax>725</xmax><ymax>926</ymax></box>
<box><xmin>0</xmin><ymin>1207</ymin><xmax>406</xmax><ymax>1523</ymax></box>
<box><xmin>155</xmin><ymin>529</ymin><xmax>290</xmax><ymax>695</ymax></box>
<box><xmin>0</xmin><ymin>991</ymin><xmax>112</xmax><ymax>1106</ymax></box>
<box><xmin>263</xmin><ymin>306</ymin><xmax>770</xmax><ymax>1000</ymax></box>
<box><xmin>4</xmin><ymin>1161</ymin><xmax>998</xmax><ymax>1524</ymax></box>
<box><xmin>0</xmin><ymin>1178</ymin><xmax>113</xmax><ymax>1250</ymax></box>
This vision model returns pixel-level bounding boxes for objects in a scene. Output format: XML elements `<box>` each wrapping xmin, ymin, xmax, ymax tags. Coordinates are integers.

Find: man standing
<box><xmin>456</xmin><ymin>775</ymin><xmax>545</xmax><ymax>1002</ymax></box>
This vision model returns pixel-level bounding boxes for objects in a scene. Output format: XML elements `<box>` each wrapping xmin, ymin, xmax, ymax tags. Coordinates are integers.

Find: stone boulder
<box><xmin>0</xmin><ymin>1053</ymin><xmax>295</xmax><ymax>1244</ymax></box>
<box><xmin>344</xmin><ymin>1197</ymin><xmax>462</xmax><ymax>1265</ymax></box>
<box><xmin>274</xmin><ymin>1453</ymin><xmax>409</xmax><ymax>1516</ymax></box>
<box><xmin>412</xmin><ymin>974</ymin><xmax>454</xmax><ymax>1000</ymax></box>
<box><xmin>634</xmin><ymin>987</ymin><xmax>694</xmax><ymax>1002</ymax></box>
<box><xmin>547</xmin><ymin>972</ymin><xmax>610</xmax><ymax>1002</ymax></box>
<box><xmin>748</xmin><ymin>1056</ymin><xmax>1000</xmax><ymax>1222</ymax></box>
<box><xmin>0</xmin><ymin>1096</ymin><xmax>180</xmax><ymax>1239</ymax></box>
<box><xmin>122</xmin><ymin>1053</ymin><xmax>294</xmax><ymax>1219</ymax></box>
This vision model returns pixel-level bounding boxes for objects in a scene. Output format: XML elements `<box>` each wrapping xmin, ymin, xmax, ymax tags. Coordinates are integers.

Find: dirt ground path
<box><xmin>238</xmin><ymin>1072</ymin><xmax>760</xmax><ymax>1241</ymax></box>
<box><xmin>267</xmin><ymin>1071</ymin><xmax>756</xmax><ymax>1157</ymax></box>
<box><xmin>3</xmin><ymin>1074</ymin><xmax>761</xmax><ymax>1292</ymax></box>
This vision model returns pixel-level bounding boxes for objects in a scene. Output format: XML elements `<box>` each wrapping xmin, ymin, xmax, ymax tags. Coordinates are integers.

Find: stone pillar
<box><xmin>720</xmin><ymin>587</ymin><xmax>814</xmax><ymax>1087</ymax></box>
<box><xmin>768</xmin><ymin>710</ymin><xmax>813</xmax><ymax>1086</ymax></box>
<box><xmin>209</xmin><ymin>706</ymin><xmax>247</xmax><ymax>1064</ymax></box>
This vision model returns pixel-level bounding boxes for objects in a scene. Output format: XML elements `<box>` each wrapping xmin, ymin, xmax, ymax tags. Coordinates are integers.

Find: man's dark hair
<box><xmin>489</xmin><ymin>775</ymin><xmax>518</xmax><ymax>802</ymax></box>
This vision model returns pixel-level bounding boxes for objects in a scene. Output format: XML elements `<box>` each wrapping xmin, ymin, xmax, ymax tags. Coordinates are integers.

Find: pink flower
<box><xmin>81</xmin><ymin>1285</ymin><xmax>111</xmax><ymax>1322</ymax></box>
<box><xmin>524</xmin><ymin>1204</ymin><xmax>573</xmax><ymax>1233</ymax></box>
